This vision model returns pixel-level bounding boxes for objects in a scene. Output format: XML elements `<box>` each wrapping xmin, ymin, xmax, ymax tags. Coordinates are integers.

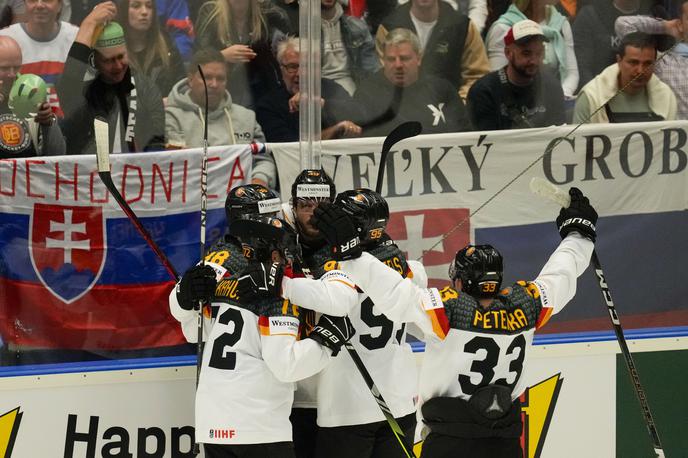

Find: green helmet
<box><xmin>8</xmin><ymin>73</ymin><xmax>48</xmax><ymax>119</ymax></box>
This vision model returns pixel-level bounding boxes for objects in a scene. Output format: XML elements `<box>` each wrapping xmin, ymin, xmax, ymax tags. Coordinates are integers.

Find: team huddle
<box><xmin>169</xmin><ymin>169</ymin><xmax>598</xmax><ymax>458</ymax></box>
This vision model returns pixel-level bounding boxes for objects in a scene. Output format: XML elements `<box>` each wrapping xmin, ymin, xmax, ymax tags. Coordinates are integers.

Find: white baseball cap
<box><xmin>504</xmin><ymin>19</ymin><xmax>549</xmax><ymax>46</ymax></box>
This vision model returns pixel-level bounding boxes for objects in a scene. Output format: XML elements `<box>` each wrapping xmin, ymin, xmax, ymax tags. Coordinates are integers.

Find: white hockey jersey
<box><xmin>280</xmin><ymin>235</ymin><xmax>428</xmax><ymax>427</ymax></box>
<box><xmin>338</xmin><ymin>234</ymin><xmax>593</xmax><ymax>428</ymax></box>
<box><xmin>169</xmin><ymin>238</ymin><xmax>332</xmax><ymax>445</ymax></box>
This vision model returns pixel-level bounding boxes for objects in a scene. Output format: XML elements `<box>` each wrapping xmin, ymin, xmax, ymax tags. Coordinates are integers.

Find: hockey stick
<box><xmin>375</xmin><ymin>121</ymin><xmax>422</xmax><ymax>194</ymax></box>
<box><xmin>191</xmin><ymin>64</ymin><xmax>211</xmax><ymax>455</ymax></box>
<box><xmin>529</xmin><ymin>177</ymin><xmax>665</xmax><ymax>458</ymax></box>
<box><xmin>336</xmin><ymin>122</ymin><xmax>424</xmax><ymax>458</ymax></box>
<box><xmin>94</xmin><ymin>117</ymin><xmax>179</xmax><ymax>280</ymax></box>
<box><xmin>342</xmin><ymin>342</ymin><xmax>416</xmax><ymax>457</ymax></box>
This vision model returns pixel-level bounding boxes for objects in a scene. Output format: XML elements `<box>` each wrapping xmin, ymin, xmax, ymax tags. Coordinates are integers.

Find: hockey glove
<box><xmin>237</xmin><ymin>260</ymin><xmax>284</xmax><ymax>303</ymax></box>
<box><xmin>176</xmin><ymin>264</ymin><xmax>217</xmax><ymax>311</ymax></box>
<box><xmin>556</xmin><ymin>187</ymin><xmax>598</xmax><ymax>242</ymax></box>
<box><xmin>312</xmin><ymin>203</ymin><xmax>362</xmax><ymax>261</ymax></box>
<box><xmin>308</xmin><ymin>314</ymin><xmax>355</xmax><ymax>357</ymax></box>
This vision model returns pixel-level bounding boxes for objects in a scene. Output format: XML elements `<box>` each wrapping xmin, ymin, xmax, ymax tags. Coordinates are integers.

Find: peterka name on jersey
<box><xmin>472</xmin><ymin>307</ymin><xmax>530</xmax><ymax>333</ymax></box>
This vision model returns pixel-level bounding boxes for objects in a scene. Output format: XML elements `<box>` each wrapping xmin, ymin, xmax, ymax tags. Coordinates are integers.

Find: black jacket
<box><xmin>57</xmin><ymin>42</ymin><xmax>165</xmax><ymax>155</ymax></box>
<box><xmin>380</xmin><ymin>1</ymin><xmax>470</xmax><ymax>92</ymax></box>
<box><xmin>572</xmin><ymin>1</ymin><xmax>651</xmax><ymax>90</ymax></box>
<box><xmin>256</xmin><ymin>79</ymin><xmax>360</xmax><ymax>142</ymax></box>
<box><xmin>354</xmin><ymin>71</ymin><xmax>472</xmax><ymax>138</ymax></box>
<box><xmin>194</xmin><ymin>3</ymin><xmax>290</xmax><ymax>110</ymax></box>
<box><xmin>467</xmin><ymin>68</ymin><xmax>565</xmax><ymax>131</ymax></box>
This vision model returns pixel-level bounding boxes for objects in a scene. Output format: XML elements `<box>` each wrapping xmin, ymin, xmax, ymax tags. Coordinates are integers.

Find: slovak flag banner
<box><xmin>0</xmin><ymin>145</ymin><xmax>254</xmax><ymax>350</ymax></box>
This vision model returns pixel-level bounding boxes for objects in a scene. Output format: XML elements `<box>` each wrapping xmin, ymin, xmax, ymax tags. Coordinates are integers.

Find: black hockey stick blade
<box><xmin>197</xmin><ymin>65</ymin><xmax>209</xmax><ymax>144</ymax></box>
<box><xmin>94</xmin><ymin>117</ymin><xmax>179</xmax><ymax>280</ymax></box>
<box><xmin>376</xmin><ymin>121</ymin><xmax>422</xmax><ymax>194</ymax></box>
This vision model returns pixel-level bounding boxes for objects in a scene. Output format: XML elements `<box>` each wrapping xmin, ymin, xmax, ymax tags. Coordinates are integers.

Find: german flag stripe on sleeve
<box><xmin>420</xmin><ymin>288</ymin><xmax>450</xmax><ymax>339</ymax></box>
<box><xmin>536</xmin><ymin>307</ymin><xmax>553</xmax><ymax>330</ymax></box>
<box><xmin>259</xmin><ymin>315</ymin><xmax>270</xmax><ymax>336</ymax></box>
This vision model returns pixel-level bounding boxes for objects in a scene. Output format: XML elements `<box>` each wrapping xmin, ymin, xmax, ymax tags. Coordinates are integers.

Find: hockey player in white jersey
<box><xmin>313</xmin><ymin>187</ymin><xmax>598</xmax><ymax>458</ymax></box>
<box><xmin>169</xmin><ymin>184</ymin><xmax>354</xmax><ymax>458</ymax></box>
<box><xmin>283</xmin><ymin>168</ymin><xmax>337</xmax><ymax>458</ymax></box>
<box><xmin>241</xmin><ymin>187</ymin><xmax>426</xmax><ymax>458</ymax></box>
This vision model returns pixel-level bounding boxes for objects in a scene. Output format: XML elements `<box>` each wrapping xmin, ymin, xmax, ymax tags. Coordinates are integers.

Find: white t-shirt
<box><xmin>410</xmin><ymin>15</ymin><xmax>437</xmax><ymax>53</ymax></box>
<box><xmin>0</xmin><ymin>21</ymin><xmax>77</xmax><ymax>116</ymax></box>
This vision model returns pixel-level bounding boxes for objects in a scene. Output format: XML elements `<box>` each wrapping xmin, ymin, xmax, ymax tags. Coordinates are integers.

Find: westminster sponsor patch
<box><xmin>321</xmin><ymin>269</ymin><xmax>356</xmax><ymax>289</ymax></box>
<box><xmin>260</xmin><ymin>315</ymin><xmax>299</xmax><ymax>337</ymax></box>
<box><xmin>258</xmin><ymin>198</ymin><xmax>281</xmax><ymax>214</ymax></box>
<box><xmin>296</xmin><ymin>184</ymin><xmax>331</xmax><ymax>198</ymax></box>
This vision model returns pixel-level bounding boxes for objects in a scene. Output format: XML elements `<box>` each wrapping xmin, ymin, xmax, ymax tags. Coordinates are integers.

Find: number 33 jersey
<box><xmin>338</xmin><ymin>233</ymin><xmax>594</xmax><ymax>406</ymax></box>
<box><xmin>169</xmin><ymin>237</ymin><xmax>332</xmax><ymax>445</ymax></box>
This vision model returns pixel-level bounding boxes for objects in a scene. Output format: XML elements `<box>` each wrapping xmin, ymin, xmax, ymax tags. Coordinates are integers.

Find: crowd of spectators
<box><xmin>1</xmin><ymin>0</ymin><xmax>687</xmax><ymax>186</ymax></box>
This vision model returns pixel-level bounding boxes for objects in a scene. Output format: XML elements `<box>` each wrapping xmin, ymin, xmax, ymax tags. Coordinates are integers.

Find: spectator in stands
<box><xmin>554</xmin><ymin>0</ymin><xmax>594</xmax><ymax>22</ymax></box>
<box><xmin>71</xmin><ymin>0</ymin><xmax>103</xmax><ymax>25</ymax></box>
<box><xmin>117</xmin><ymin>0</ymin><xmax>185</xmax><ymax>99</ymax></box>
<box><xmin>57</xmin><ymin>4</ymin><xmax>165</xmax><ymax>154</ymax></box>
<box><xmin>377</xmin><ymin>0</ymin><xmax>489</xmax><ymax>101</ymax></box>
<box><xmin>485</xmin><ymin>0</ymin><xmax>579</xmax><ymax>98</ymax></box>
<box><xmin>5</xmin><ymin>0</ymin><xmax>70</xmax><ymax>24</ymax></box>
<box><xmin>195</xmin><ymin>0</ymin><xmax>291</xmax><ymax>109</ymax></box>
<box><xmin>320</xmin><ymin>0</ymin><xmax>380</xmax><ymax>96</ymax></box>
<box><xmin>0</xmin><ymin>35</ymin><xmax>64</xmax><ymax>158</ymax></box>
<box><xmin>615</xmin><ymin>2</ymin><xmax>688</xmax><ymax>118</ymax></box>
<box><xmin>256</xmin><ymin>36</ymin><xmax>362</xmax><ymax>142</ymax></box>
<box><xmin>573</xmin><ymin>0</ymin><xmax>651</xmax><ymax>90</ymax></box>
<box><xmin>398</xmin><ymin>0</ymin><xmax>490</xmax><ymax>34</ymax></box>
<box><xmin>165</xmin><ymin>48</ymin><xmax>265</xmax><ymax>148</ymax></box>
<box><xmin>271</xmin><ymin>0</ymin><xmax>299</xmax><ymax>33</ymax></box>
<box><xmin>573</xmin><ymin>31</ymin><xmax>677</xmax><ymax>123</ymax></box>
<box><xmin>358</xmin><ymin>0</ymin><xmax>398</xmax><ymax>35</ymax></box>
<box><xmin>467</xmin><ymin>19</ymin><xmax>566</xmax><ymax>130</ymax></box>
<box><xmin>354</xmin><ymin>28</ymin><xmax>472</xmax><ymax>137</ymax></box>
<box><xmin>0</xmin><ymin>0</ymin><xmax>78</xmax><ymax>117</ymax></box>
<box><xmin>155</xmin><ymin>0</ymin><xmax>194</xmax><ymax>62</ymax></box>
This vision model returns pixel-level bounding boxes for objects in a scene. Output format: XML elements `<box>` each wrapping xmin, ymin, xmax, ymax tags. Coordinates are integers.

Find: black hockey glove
<box><xmin>237</xmin><ymin>260</ymin><xmax>284</xmax><ymax>303</ymax></box>
<box><xmin>312</xmin><ymin>203</ymin><xmax>362</xmax><ymax>261</ymax></box>
<box><xmin>556</xmin><ymin>187</ymin><xmax>598</xmax><ymax>242</ymax></box>
<box><xmin>176</xmin><ymin>264</ymin><xmax>217</xmax><ymax>311</ymax></box>
<box><xmin>308</xmin><ymin>314</ymin><xmax>355</xmax><ymax>356</ymax></box>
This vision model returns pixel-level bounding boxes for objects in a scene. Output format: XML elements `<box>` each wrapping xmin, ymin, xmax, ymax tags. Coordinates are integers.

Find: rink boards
<box><xmin>1</xmin><ymin>336</ymin><xmax>687</xmax><ymax>458</ymax></box>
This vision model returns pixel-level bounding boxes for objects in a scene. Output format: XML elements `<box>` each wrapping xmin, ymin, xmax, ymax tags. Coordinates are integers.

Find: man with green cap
<box><xmin>0</xmin><ymin>35</ymin><xmax>65</xmax><ymax>159</ymax></box>
<box><xmin>57</xmin><ymin>1</ymin><xmax>165</xmax><ymax>155</ymax></box>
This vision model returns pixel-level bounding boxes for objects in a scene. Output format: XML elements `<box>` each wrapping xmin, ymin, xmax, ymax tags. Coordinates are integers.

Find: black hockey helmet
<box><xmin>449</xmin><ymin>245</ymin><xmax>503</xmax><ymax>299</ymax></box>
<box><xmin>230</xmin><ymin>214</ymin><xmax>292</xmax><ymax>261</ymax></box>
<box><xmin>334</xmin><ymin>188</ymin><xmax>389</xmax><ymax>245</ymax></box>
<box><xmin>225</xmin><ymin>184</ymin><xmax>281</xmax><ymax>224</ymax></box>
<box><xmin>291</xmin><ymin>168</ymin><xmax>336</xmax><ymax>205</ymax></box>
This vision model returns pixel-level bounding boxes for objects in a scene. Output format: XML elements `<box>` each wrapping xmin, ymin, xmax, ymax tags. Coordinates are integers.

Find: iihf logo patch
<box><xmin>29</xmin><ymin>203</ymin><xmax>106</xmax><ymax>303</ymax></box>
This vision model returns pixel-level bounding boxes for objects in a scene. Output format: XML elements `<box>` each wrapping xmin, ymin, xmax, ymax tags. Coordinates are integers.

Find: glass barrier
<box><xmin>1</xmin><ymin>0</ymin><xmax>687</xmax><ymax>368</ymax></box>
